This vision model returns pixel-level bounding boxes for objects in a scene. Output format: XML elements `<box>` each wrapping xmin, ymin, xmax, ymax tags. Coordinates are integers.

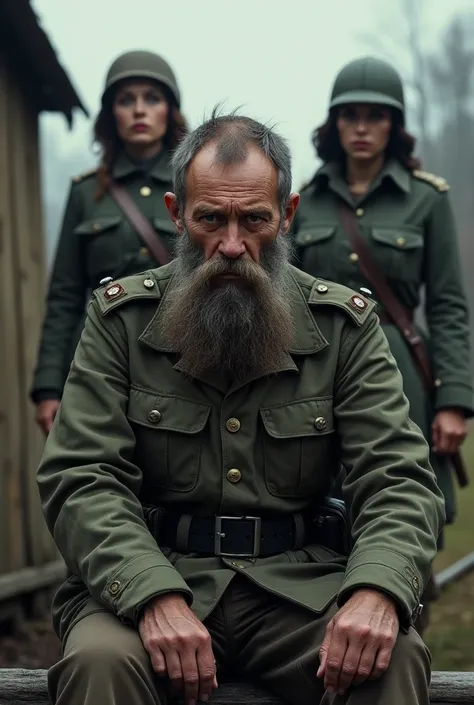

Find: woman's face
<box><xmin>112</xmin><ymin>79</ymin><xmax>169</xmax><ymax>151</ymax></box>
<box><xmin>336</xmin><ymin>103</ymin><xmax>392</xmax><ymax>162</ymax></box>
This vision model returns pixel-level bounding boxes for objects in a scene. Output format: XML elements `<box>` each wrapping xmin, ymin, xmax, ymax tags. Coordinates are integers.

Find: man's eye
<box><xmin>247</xmin><ymin>215</ymin><xmax>262</xmax><ymax>223</ymax></box>
<box><xmin>201</xmin><ymin>214</ymin><xmax>217</xmax><ymax>223</ymax></box>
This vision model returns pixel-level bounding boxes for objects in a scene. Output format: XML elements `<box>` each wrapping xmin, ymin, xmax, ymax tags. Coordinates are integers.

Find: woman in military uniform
<box><xmin>32</xmin><ymin>50</ymin><xmax>186</xmax><ymax>434</ymax></box>
<box><xmin>292</xmin><ymin>56</ymin><xmax>473</xmax><ymax>631</ymax></box>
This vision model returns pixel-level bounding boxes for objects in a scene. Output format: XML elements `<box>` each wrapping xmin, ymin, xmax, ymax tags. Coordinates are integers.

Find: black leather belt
<box><xmin>154</xmin><ymin>512</ymin><xmax>306</xmax><ymax>558</ymax></box>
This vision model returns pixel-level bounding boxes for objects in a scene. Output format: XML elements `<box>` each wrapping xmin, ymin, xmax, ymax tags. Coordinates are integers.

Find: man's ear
<box><xmin>164</xmin><ymin>192</ymin><xmax>184</xmax><ymax>234</ymax></box>
<box><xmin>281</xmin><ymin>192</ymin><xmax>300</xmax><ymax>234</ymax></box>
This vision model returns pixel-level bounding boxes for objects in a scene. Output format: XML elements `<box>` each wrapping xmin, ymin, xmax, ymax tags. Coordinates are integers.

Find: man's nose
<box><xmin>218</xmin><ymin>225</ymin><xmax>246</xmax><ymax>259</ymax></box>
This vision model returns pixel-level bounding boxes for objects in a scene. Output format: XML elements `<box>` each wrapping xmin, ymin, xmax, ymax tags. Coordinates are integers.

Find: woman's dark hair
<box><xmin>312</xmin><ymin>107</ymin><xmax>421</xmax><ymax>170</ymax></box>
<box><xmin>93</xmin><ymin>81</ymin><xmax>188</xmax><ymax>200</ymax></box>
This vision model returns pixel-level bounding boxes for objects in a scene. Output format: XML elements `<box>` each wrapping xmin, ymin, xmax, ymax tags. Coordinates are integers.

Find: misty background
<box><xmin>35</xmin><ymin>0</ymin><xmax>474</xmax><ymax>327</ymax></box>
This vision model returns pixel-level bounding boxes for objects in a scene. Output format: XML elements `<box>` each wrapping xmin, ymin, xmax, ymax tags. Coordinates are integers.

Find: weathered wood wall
<box><xmin>0</xmin><ymin>46</ymin><xmax>58</xmax><ymax>587</ymax></box>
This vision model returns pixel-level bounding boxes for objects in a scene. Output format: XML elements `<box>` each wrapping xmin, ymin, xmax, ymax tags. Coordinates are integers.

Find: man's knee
<box><xmin>390</xmin><ymin>625</ymin><xmax>431</xmax><ymax>674</ymax></box>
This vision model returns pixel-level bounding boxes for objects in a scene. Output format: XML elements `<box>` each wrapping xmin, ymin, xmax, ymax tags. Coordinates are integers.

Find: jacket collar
<box><xmin>112</xmin><ymin>147</ymin><xmax>172</xmax><ymax>183</ymax></box>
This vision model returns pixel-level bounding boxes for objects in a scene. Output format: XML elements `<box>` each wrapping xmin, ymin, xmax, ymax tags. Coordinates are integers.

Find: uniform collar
<box><xmin>112</xmin><ymin>147</ymin><xmax>172</xmax><ymax>183</ymax></box>
<box><xmin>311</xmin><ymin>157</ymin><xmax>411</xmax><ymax>197</ymax></box>
<box><xmin>138</xmin><ymin>262</ymin><xmax>329</xmax><ymax>392</ymax></box>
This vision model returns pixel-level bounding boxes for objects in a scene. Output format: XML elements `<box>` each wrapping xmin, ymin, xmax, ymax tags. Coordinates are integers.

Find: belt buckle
<box><xmin>214</xmin><ymin>516</ymin><xmax>262</xmax><ymax>558</ymax></box>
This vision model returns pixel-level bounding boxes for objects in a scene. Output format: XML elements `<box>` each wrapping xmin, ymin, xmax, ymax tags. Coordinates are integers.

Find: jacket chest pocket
<box><xmin>294</xmin><ymin>226</ymin><xmax>337</xmax><ymax>278</ymax></box>
<box><xmin>370</xmin><ymin>227</ymin><xmax>424</xmax><ymax>282</ymax></box>
<box><xmin>74</xmin><ymin>216</ymin><xmax>126</xmax><ymax>284</ymax></box>
<box><xmin>259</xmin><ymin>397</ymin><xmax>336</xmax><ymax>498</ymax></box>
<box><xmin>127</xmin><ymin>388</ymin><xmax>211</xmax><ymax>492</ymax></box>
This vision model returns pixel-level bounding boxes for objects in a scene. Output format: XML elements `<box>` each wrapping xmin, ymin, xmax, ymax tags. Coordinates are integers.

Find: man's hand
<box><xmin>138</xmin><ymin>593</ymin><xmax>217</xmax><ymax>705</ymax></box>
<box><xmin>35</xmin><ymin>399</ymin><xmax>61</xmax><ymax>435</ymax></box>
<box><xmin>317</xmin><ymin>588</ymin><xmax>399</xmax><ymax>695</ymax></box>
<box><xmin>432</xmin><ymin>409</ymin><xmax>467</xmax><ymax>455</ymax></box>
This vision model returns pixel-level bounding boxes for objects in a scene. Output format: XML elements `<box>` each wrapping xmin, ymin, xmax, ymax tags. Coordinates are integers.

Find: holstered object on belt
<box><xmin>108</xmin><ymin>181</ymin><xmax>171</xmax><ymax>266</ymax></box>
<box><xmin>311</xmin><ymin>497</ymin><xmax>352</xmax><ymax>555</ymax></box>
<box><xmin>338</xmin><ymin>201</ymin><xmax>468</xmax><ymax>488</ymax></box>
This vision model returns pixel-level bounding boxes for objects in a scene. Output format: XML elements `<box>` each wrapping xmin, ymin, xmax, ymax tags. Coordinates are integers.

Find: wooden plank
<box><xmin>6</xmin><ymin>70</ymin><xmax>54</xmax><ymax>570</ymax></box>
<box><xmin>0</xmin><ymin>560</ymin><xmax>66</xmax><ymax>602</ymax></box>
<box><xmin>437</xmin><ymin>552</ymin><xmax>474</xmax><ymax>591</ymax></box>
<box><xmin>0</xmin><ymin>670</ymin><xmax>473</xmax><ymax>705</ymax></box>
<box><xmin>0</xmin><ymin>53</ymin><xmax>27</xmax><ymax>575</ymax></box>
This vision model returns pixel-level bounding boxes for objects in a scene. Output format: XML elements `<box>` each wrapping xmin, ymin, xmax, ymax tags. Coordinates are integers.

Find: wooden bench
<box><xmin>0</xmin><ymin>669</ymin><xmax>473</xmax><ymax>704</ymax></box>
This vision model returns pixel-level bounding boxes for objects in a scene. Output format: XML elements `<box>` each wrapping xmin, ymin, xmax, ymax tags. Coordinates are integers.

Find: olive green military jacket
<box><xmin>37</xmin><ymin>263</ymin><xmax>444</xmax><ymax>643</ymax></box>
<box><xmin>31</xmin><ymin>149</ymin><xmax>175</xmax><ymax>403</ymax></box>
<box><xmin>292</xmin><ymin>159</ymin><xmax>473</xmax><ymax>417</ymax></box>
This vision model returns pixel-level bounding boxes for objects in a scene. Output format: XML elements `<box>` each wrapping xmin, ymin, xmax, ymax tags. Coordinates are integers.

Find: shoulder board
<box><xmin>307</xmin><ymin>278</ymin><xmax>375</xmax><ymax>327</ymax></box>
<box><xmin>92</xmin><ymin>271</ymin><xmax>162</xmax><ymax>316</ymax></box>
<box><xmin>72</xmin><ymin>167</ymin><xmax>99</xmax><ymax>184</ymax></box>
<box><xmin>412</xmin><ymin>169</ymin><xmax>449</xmax><ymax>192</ymax></box>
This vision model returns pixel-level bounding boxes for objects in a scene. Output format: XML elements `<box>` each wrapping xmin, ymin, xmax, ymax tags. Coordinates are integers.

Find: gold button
<box><xmin>412</xmin><ymin>576</ymin><xmax>420</xmax><ymax>592</ymax></box>
<box><xmin>148</xmin><ymin>409</ymin><xmax>162</xmax><ymax>423</ymax></box>
<box><xmin>434</xmin><ymin>378</ymin><xmax>442</xmax><ymax>388</ymax></box>
<box><xmin>349</xmin><ymin>252</ymin><xmax>359</xmax><ymax>263</ymax></box>
<box><xmin>108</xmin><ymin>580</ymin><xmax>121</xmax><ymax>596</ymax></box>
<box><xmin>396</xmin><ymin>237</ymin><xmax>405</xmax><ymax>247</ymax></box>
<box><xmin>314</xmin><ymin>417</ymin><xmax>327</xmax><ymax>431</ymax></box>
<box><xmin>143</xmin><ymin>278</ymin><xmax>155</xmax><ymax>289</ymax></box>
<box><xmin>227</xmin><ymin>468</ymin><xmax>242</xmax><ymax>483</ymax></box>
<box><xmin>140</xmin><ymin>247</ymin><xmax>149</xmax><ymax>257</ymax></box>
<box><xmin>140</xmin><ymin>186</ymin><xmax>152</xmax><ymax>197</ymax></box>
<box><xmin>92</xmin><ymin>222</ymin><xmax>101</xmax><ymax>232</ymax></box>
<box><xmin>304</xmin><ymin>234</ymin><xmax>312</xmax><ymax>242</ymax></box>
<box><xmin>317</xmin><ymin>284</ymin><xmax>328</xmax><ymax>293</ymax></box>
<box><xmin>226</xmin><ymin>418</ymin><xmax>241</xmax><ymax>433</ymax></box>
<box><xmin>355</xmin><ymin>208</ymin><xmax>364</xmax><ymax>217</ymax></box>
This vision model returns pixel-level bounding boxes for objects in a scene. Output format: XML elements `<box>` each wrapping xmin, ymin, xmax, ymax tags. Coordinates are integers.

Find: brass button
<box><xmin>226</xmin><ymin>418</ymin><xmax>241</xmax><ymax>433</ymax></box>
<box><xmin>231</xmin><ymin>561</ymin><xmax>246</xmax><ymax>569</ymax></box>
<box><xmin>396</xmin><ymin>237</ymin><xmax>405</xmax><ymax>247</ymax></box>
<box><xmin>143</xmin><ymin>278</ymin><xmax>155</xmax><ymax>289</ymax></box>
<box><xmin>108</xmin><ymin>580</ymin><xmax>121</xmax><ymax>596</ymax></box>
<box><xmin>412</xmin><ymin>576</ymin><xmax>420</xmax><ymax>592</ymax></box>
<box><xmin>140</xmin><ymin>186</ymin><xmax>152</xmax><ymax>197</ymax></box>
<box><xmin>349</xmin><ymin>252</ymin><xmax>359</xmax><ymax>263</ymax></box>
<box><xmin>92</xmin><ymin>222</ymin><xmax>101</xmax><ymax>232</ymax></box>
<box><xmin>314</xmin><ymin>417</ymin><xmax>327</xmax><ymax>431</ymax></box>
<box><xmin>226</xmin><ymin>468</ymin><xmax>242</xmax><ymax>483</ymax></box>
<box><xmin>140</xmin><ymin>247</ymin><xmax>149</xmax><ymax>257</ymax></box>
<box><xmin>316</xmin><ymin>284</ymin><xmax>328</xmax><ymax>293</ymax></box>
<box><xmin>434</xmin><ymin>378</ymin><xmax>442</xmax><ymax>388</ymax></box>
<box><xmin>148</xmin><ymin>409</ymin><xmax>162</xmax><ymax>423</ymax></box>
<box><xmin>355</xmin><ymin>208</ymin><xmax>364</xmax><ymax>217</ymax></box>
<box><xmin>304</xmin><ymin>234</ymin><xmax>312</xmax><ymax>242</ymax></box>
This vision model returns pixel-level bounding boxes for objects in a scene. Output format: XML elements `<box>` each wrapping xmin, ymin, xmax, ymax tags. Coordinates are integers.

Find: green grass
<box><xmin>424</xmin><ymin>425</ymin><xmax>474</xmax><ymax>671</ymax></box>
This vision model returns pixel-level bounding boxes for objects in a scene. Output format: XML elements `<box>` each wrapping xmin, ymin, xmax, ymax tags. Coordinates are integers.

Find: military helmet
<box><xmin>329</xmin><ymin>56</ymin><xmax>404</xmax><ymax>117</ymax></box>
<box><xmin>102</xmin><ymin>50</ymin><xmax>181</xmax><ymax>107</ymax></box>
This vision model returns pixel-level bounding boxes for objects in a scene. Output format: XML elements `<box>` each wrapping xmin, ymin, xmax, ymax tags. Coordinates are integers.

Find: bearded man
<box><xmin>38</xmin><ymin>111</ymin><xmax>444</xmax><ymax>705</ymax></box>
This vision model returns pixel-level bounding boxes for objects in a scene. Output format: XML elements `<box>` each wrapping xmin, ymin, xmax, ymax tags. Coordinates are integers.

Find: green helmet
<box><xmin>329</xmin><ymin>56</ymin><xmax>404</xmax><ymax>118</ymax></box>
<box><xmin>102</xmin><ymin>50</ymin><xmax>181</xmax><ymax>107</ymax></box>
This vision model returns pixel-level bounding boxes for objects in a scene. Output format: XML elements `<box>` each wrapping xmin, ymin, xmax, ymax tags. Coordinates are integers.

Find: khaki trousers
<box><xmin>49</xmin><ymin>575</ymin><xmax>431</xmax><ymax>705</ymax></box>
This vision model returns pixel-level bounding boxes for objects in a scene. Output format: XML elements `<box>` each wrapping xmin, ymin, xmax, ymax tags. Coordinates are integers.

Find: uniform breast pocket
<box><xmin>370</xmin><ymin>226</ymin><xmax>424</xmax><ymax>281</ymax></box>
<box><xmin>294</xmin><ymin>226</ymin><xmax>337</xmax><ymax>277</ymax></box>
<box><xmin>259</xmin><ymin>397</ymin><xmax>336</xmax><ymax>498</ymax></box>
<box><xmin>127</xmin><ymin>387</ymin><xmax>211</xmax><ymax>492</ymax></box>
<box><xmin>74</xmin><ymin>216</ymin><xmax>124</xmax><ymax>282</ymax></box>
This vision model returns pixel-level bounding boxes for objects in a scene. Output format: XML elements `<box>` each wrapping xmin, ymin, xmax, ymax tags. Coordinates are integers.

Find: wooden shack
<box><xmin>0</xmin><ymin>0</ymin><xmax>87</xmax><ymax>605</ymax></box>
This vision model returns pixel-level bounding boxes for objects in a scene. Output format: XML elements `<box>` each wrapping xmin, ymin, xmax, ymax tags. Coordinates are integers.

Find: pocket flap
<box><xmin>371</xmin><ymin>227</ymin><xmax>423</xmax><ymax>250</ymax></box>
<box><xmin>74</xmin><ymin>216</ymin><xmax>122</xmax><ymax>235</ymax></box>
<box><xmin>128</xmin><ymin>388</ymin><xmax>211</xmax><ymax>433</ymax></box>
<box><xmin>153</xmin><ymin>217</ymin><xmax>177</xmax><ymax>235</ymax></box>
<box><xmin>295</xmin><ymin>226</ymin><xmax>336</xmax><ymax>247</ymax></box>
<box><xmin>260</xmin><ymin>397</ymin><xmax>334</xmax><ymax>438</ymax></box>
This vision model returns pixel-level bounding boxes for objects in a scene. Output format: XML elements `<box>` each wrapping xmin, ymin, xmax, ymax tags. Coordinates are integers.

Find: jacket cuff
<box><xmin>100</xmin><ymin>552</ymin><xmax>193</xmax><ymax>626</ymax></box>
<box><xmin>434</xmin><ymin>381</ymin><xmax>474</xmax><ymax>417</ymax></box>
<box><xmin>30</xmin><ymin>368</ymin><xmax>66</xmax><ymax>402</ymax></box>
<box><xmin>338</xmin><ymin>548</ymin><xmax>423</xmax><ymax>628</ymax></box>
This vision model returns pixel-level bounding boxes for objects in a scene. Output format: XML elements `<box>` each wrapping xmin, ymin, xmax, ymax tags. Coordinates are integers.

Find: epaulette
<box><xmin>92</xmin><ymin>271</ymin><xmax>162</xmax><ymax>316</ymax></box>
<box><xmin>72</xmin><ymin>167</ymin><xmax>99</xmax><ymax>184</ymax></box>
<box><xmin>307</xmin><ymin>278</ymin><xmax>375</xmax><ymax>327</ymax></box>
<box><xmin>412</xmin><ymin>169</ymin><xmax>449</xmax><ymax>192</ymax></box>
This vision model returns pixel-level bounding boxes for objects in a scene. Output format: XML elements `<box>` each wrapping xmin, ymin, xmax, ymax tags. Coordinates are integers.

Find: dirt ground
<box><xmin>0</xmin><ymin>617</ymin><xmax>61</xmax><ymax>669</ymax></box>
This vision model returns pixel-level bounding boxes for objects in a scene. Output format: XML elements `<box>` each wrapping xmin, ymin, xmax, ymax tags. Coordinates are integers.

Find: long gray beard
<box><xmin>159</xmin><ymin>230</ymin><xmax>294</xmax><ymax>381</ymax></box>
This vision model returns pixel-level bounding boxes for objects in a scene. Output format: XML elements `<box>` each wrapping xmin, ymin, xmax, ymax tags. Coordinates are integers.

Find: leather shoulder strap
<box><xmin>108</xmin><ymin>181</ymin><xmax>171</xmax><ymax>266</ymax></box>
<box><xmin>338</xmin><ymin>201</ymin><xmax>432</xmax><ymax>389</ymax></box>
